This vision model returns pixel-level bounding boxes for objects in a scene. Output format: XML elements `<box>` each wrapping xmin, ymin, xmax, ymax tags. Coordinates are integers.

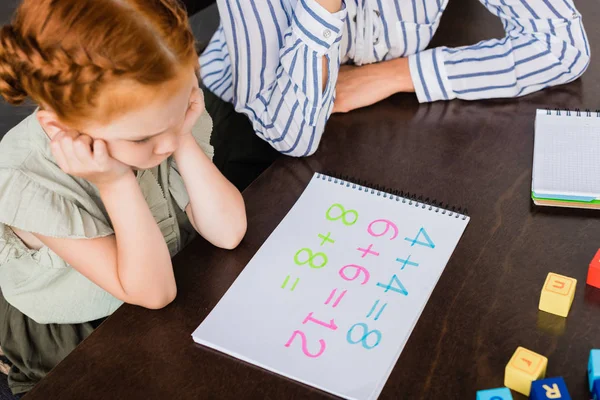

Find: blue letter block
<box><xmin>476</xmin><ymin>387</ymin><xmax>513</xmax><ymax>400</ymax></box>
<box><xmin>593</xmin><ymin>379</ymin><xmax>600</xmax><ymax>400</ymax></box>
<box><xmin>530</xmin><ymin>377</ymin><xmax>570</xmax><ymax>400</ymax></box>
<box><xmin>590</xmin><ymin>350</ymin><xmax>600</xmax><ymax>391</ymax></box>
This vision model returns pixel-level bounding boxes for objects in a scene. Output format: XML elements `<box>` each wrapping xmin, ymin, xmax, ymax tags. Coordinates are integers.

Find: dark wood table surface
<box><xmin>25</xmin><ymin>1</ymin><xmax>600</xmax><ymax>399</ymax></box>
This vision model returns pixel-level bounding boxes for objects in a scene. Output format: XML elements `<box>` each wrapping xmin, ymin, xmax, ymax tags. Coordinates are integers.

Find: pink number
<box><xmin>367</xmin><ymin>219</ymin><xmax>399</xmax><ymax>240</ymax></box>
<box><xmin>302</xmin><ymin>312</ymin><xmax>338</xmax><ymax>331</ymax></box>
<box><xmin>339</xmin><ymin>264</ymin><xmax>370</xmax><ymax>285</ymax></box>
<box><xmin>285</xmin><ymin>330</ymin><xmax>326</xmax><ymax>358</ymax></box>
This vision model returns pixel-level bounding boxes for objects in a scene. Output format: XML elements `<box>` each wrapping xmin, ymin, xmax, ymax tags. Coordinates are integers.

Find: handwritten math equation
<box><xmin>283</xmin><ymin>203</ymin><xmax>436</xmax><ymax>358</ymax></box>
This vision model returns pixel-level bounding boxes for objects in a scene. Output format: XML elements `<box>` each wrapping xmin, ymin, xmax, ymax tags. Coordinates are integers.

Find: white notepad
<box><xmin>192</xmin><ymin>173</ymin><xmax>469</xmax><ymax>399</ymax></box>
<box><xmin>532</xmin><ymin>109</ymin><xmax>600</xmax><ymax>204</ymax></box>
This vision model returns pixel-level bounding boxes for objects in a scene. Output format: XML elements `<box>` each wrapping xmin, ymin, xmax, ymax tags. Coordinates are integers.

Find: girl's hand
<box><xmin>178</xmin><ymin>86</ymin><xmax>205</xmax><ymax>143</ymax></box>
<box><xmin>51</xmin><ymin>132</ymin><xmax>132</xmax><ymax>188</ymax></box>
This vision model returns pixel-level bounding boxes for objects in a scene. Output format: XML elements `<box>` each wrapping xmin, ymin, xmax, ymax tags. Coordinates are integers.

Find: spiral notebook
<box><xmin>192</xmin><ymin>173</ymin><xmax>469</xmax><ymax>400</ymax></box>
<box><xmin>532</xmin><ymin>109</ymin><xmax>600</xmax><ymax>209</ymax></box>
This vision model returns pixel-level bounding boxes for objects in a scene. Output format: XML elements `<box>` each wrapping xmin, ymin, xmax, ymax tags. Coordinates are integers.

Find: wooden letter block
<box><xmin>476</xmin><ymin>387</ymin><xmax>512</xmax><ymax>399</ymax></box>
<box><xmin>538</xmin><ymin>273</ymin><xmax>576</xmax><ymax>317</ymax></box>
<box><xmin>589</xmin><ymin>349</ymin><xmax>600</xmax><ymax>391</ymax></box>
<box><xmin>593</xmin><ymin>379</ymin><xmax>600</xmax><ymax>400</ymax></box>
<box><xmin>504</xmin><ymin>347</ymin><xmax>547</xmax><ymax>396</ymax></box>
<box><xmin>530</xmin><ymin>377</ymin><xmax>571</xmax><ymax>400</ymax></box>
<box><xmin>587</xmin><ymin>249</ymin><xmax>600</xmax><ymax>288</ymax></box>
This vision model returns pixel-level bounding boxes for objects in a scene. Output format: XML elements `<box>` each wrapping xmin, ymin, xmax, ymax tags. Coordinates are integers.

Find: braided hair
<box><xmin>0</xmin><ymin>0</ymin><xmax>197</xmax><ymax>127</ymax></box>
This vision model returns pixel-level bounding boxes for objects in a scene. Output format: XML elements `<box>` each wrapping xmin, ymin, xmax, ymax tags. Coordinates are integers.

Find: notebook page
<box><xmin>532</xmin><ymin>109</ymin><xmax>600</xmax><ymax>198</ymax></box>
<box><xmin>192</xmin><ymin>173</ymin><xmax>469</xmax><ymax>400</ymax></box>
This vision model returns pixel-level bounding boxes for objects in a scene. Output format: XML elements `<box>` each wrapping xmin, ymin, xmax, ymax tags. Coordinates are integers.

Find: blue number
<box><xmin>346</xmin><ymin>323</ymin><xmax>382</xmax><ymax>349</ymax></box>
<box><xmin>405</xmin><ymin>227</ymin><xmax>435</xmax><ymax>248</ymax></box>
<box><xmin>376</xmin><ymin>274</ymin><xmax>408</xmax><ymax>296</ymax></box>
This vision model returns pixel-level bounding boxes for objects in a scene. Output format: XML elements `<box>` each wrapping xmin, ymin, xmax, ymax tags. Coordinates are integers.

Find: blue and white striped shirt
<box><xmin>200</xmin><ymin>0</ymin><xmax>590</xmax><ymax>157</ymax></box>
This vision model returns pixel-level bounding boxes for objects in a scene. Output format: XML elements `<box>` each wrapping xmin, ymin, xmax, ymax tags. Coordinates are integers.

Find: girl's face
<box><xmin>81</xmin><ymin>69</ymin><xmax>202</xmax><ymax>170</ymax></box>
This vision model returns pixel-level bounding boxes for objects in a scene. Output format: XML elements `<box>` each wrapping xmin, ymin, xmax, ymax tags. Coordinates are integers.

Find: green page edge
<box><xmin>531</xmin><ymin>192</ymin><xmax>600</xmax><ymax>204</ymax></box>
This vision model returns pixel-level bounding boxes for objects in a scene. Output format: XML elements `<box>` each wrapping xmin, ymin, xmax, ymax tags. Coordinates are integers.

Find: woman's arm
<box><xmin>202</xmin><ymin>0</ymin><xmax>346</xmax><ymax>157</ymax></box>
<box><xmin>318</xmin><ymin>0</ymin><xmax>343</xmax><ymax>89</ymax></box>
<box><xmin>408</xmin><ymin>0</ymin><xmax>589</xmax><ymax>102</ymax></box>
<box><xmin>333</xmin><ymin>0</ymin><xmax>589</xmax><ymax>113</ymax></box>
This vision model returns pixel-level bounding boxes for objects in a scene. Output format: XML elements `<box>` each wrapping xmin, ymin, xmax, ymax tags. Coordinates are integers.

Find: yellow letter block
<box><xmin>539</xmin><ymin>273</ymin><xmax>577</xmax><ymax>317</ymax></box>
<box><xmin>505</xmin><ymin>347</ymin><xmax>548</xmax><ymax>396</ymax></box>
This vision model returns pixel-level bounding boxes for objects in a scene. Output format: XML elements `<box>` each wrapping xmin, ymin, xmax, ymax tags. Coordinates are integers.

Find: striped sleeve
<box><xmin>211</xmin><ymin>0</ymin><xmax>347</xmax><ymax>157</ymax></box>
<box><xmin>407</xmin><ymin>0</ymin><xmax>590</xmax><ymax>102</ymax></box>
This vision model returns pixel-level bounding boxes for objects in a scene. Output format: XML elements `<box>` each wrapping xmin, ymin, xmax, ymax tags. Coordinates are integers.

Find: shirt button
<box><xmin>323</xmin><ymin>29</ymin><xmax>331</xmax><ymax>39</ymax></box>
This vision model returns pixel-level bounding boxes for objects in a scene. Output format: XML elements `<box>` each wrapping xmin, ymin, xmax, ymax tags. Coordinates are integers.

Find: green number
<box><xmin>294</xmin><ymin>248</ymin><xmax>328</xmax><ymax>269</ymax></box>
<box><xmin>326</xmin><ymin>203</ymin><xmax>359</xmax><ymax>226</ymax></box>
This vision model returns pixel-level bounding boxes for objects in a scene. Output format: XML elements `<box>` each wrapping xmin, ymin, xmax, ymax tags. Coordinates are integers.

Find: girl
<box><xmin>0</xmin><ymin>0</ymin><xmax>246</xmax><ymax>395</ymax></box>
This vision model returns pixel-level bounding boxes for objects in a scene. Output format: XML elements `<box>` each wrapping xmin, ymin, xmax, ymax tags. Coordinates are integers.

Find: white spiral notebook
<box><xmin>192</xmin><ymin>173</ymin><xmax>470</xmax><ymax>399</ymax></box>
<box><xmin>532</xmin><ymin>108</ymin><xmax>600</xmax><ymax>209</ymax></box>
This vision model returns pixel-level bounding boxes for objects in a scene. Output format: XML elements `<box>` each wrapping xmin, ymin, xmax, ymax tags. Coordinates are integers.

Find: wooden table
<box><xmin>25</xmin><ymin>1</ymin><xmax>600</xmax><ymax>399</ymax></box>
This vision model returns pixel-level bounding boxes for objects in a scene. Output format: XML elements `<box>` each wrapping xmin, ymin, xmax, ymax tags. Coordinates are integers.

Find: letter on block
<box><xmin>589</xmin><ymin>349</ymin><xmax>600</xmax><ymax>391</ymax></box>
<box><xmin>593</xmin><ymin>379</ymin><xmax>600</xmax><ymax>400</ymax></box>
<box><xmin>504</xmin><ymin>347</ymin><xmax>547</xmax><ymax>396</ymax></box>
<box><xmin>476</xmin><ymin>387</ymin><xmax>512</xmax><ymax>399</ymax></box>
<box><xmin>587</xmin><ymin>249</ymin><xmax>600</xmax><ymax>289</ymax></box>
<box><xmin>530</xmin><ymin>377</ymin><xmax>571</xmax><ymax>400</ymax></box>
<box><xmin>538</xmin><ymin>273</ymin><xmax>576</xmax><ymax>317</ymax></box>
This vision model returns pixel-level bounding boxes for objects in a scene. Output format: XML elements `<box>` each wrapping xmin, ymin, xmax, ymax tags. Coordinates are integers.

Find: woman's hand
<box><xmin>333</xmin><ymin>58</ymin><xmax>415</xmax><ymax>113</ymax></box>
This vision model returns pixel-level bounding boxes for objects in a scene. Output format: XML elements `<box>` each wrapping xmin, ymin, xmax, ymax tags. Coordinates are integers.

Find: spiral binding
<box><xmin>316</xmin><ymin>173</ymin><xmax>468</xmax><ymax>220</ymax></box>
<box><xmin>544</xmin><ymin>108</ymin><xmax>600</xmax><ymax>117</ymax></box>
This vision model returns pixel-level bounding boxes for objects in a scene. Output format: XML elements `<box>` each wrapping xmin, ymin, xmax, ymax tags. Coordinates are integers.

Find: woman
<box><xmin>200</xmin><ymin>0</ymin><xmax>589</xmax><ymax>190</ymax></box>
